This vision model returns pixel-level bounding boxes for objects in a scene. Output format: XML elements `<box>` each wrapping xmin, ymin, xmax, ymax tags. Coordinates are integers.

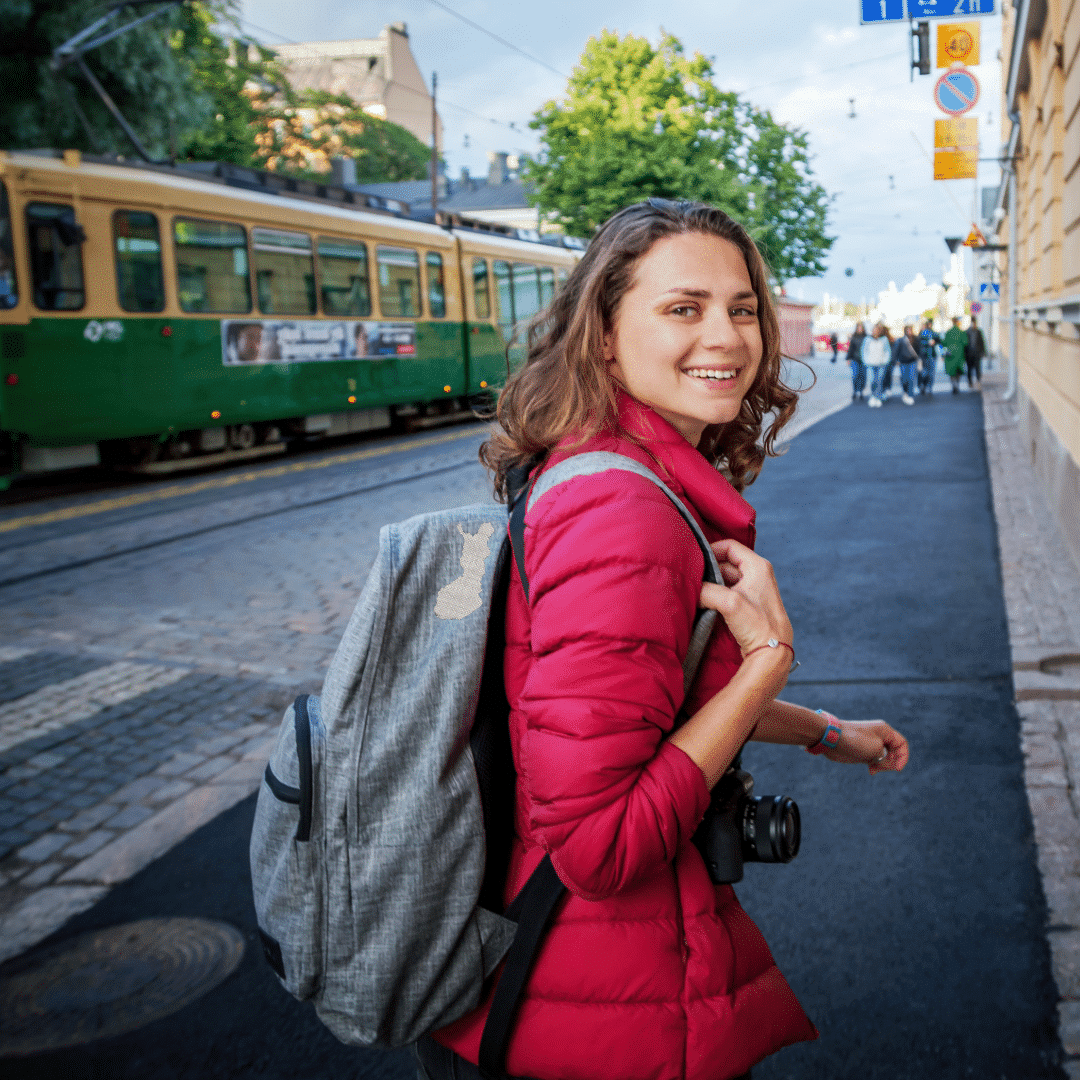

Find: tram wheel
<box><xmin>229</xmin><ymin>424</ymin><xmax>256</xmax><ymax>451</ymax></box>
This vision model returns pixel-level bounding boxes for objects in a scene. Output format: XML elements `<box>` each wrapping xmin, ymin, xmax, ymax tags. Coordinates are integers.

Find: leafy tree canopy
<box><xmin>525</xmin><ymin>31</ymin><xmax>834</xmax><ymax>281</ymax></box>
<box><xmin>0</xmin><ymin>1</ymin><xmax>429</xmax><ymax>182</ymax></box>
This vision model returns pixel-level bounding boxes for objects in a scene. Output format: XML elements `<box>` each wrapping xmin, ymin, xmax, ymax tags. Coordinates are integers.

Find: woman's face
<box><xmin>606</xmin><ymin>232</ymin><xmax>763</xmax><ymax>447</ymax></box>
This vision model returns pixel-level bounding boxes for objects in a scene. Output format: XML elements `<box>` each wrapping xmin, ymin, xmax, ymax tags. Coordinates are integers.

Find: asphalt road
<box><xmin>0</xmin><ymin>378</ymin><xmax>1063</xmax><ymax>1079</ymax></box>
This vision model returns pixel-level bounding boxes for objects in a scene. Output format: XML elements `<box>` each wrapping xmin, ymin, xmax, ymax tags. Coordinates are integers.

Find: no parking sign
<box><xmin>934</xmin><ymin>65</ymin><xmax>980</xmax><ymax>115</ymax></box>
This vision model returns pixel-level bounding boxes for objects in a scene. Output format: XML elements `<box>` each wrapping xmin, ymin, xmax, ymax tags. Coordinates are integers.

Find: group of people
<box><xmin>844</xmin><ymin>317</ymin><xmax>987</xmax><ymax>407</ymax></box>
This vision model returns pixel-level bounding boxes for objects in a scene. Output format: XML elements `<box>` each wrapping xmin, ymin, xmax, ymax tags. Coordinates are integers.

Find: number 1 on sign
<box><xmin>881</xmin><ymin>0</ymin><xmax>888</xmax><ymax>14</ymax></box>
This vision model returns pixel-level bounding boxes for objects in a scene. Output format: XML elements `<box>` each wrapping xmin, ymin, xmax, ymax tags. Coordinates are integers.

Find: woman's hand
<box><xmin>698</xmin><ymin>538</ymin><xmax>793</xmax><ymax>658</ymax></box>
<box><xmin>823</xmin><ymin>718</ymin><xmax>909</xmax><ymax>775</ymax></box>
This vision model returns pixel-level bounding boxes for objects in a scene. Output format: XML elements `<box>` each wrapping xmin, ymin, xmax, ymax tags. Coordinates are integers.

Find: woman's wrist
<box><xmin>806</xmin><ymin>709</ymin><xmax>842</xmax><ymax>755</ymax></box>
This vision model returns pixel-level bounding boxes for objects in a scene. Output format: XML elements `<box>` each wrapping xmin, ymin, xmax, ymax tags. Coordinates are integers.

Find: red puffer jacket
<box><xmin>435</xmin><ymin>393</ymin><xmax>816</xmax><ymax>1080</ymax></box>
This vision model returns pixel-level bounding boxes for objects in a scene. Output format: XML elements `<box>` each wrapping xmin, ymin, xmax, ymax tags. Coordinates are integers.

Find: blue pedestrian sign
<box><xmin>980</xmin><ymin>282</ymin><xmax>1000</xmax><ymax>300</ymax></box>
<box><xmin>861</xmin><ymin>0</ymin><xmax>995</xmax><ymax>22</ymax></box>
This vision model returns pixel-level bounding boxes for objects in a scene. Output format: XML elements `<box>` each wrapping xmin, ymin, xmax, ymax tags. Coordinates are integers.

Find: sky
<box><xmin>238</xmin><ymin>0</ymin><xmax>1005</xmax><ymax>305</ymax></box>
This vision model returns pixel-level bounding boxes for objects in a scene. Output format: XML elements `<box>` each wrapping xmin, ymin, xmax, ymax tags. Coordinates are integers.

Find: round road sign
<box><xmin>934</xmin><ymin>65</ymin><xmax>980</xmax><ymax>116</ymax></box>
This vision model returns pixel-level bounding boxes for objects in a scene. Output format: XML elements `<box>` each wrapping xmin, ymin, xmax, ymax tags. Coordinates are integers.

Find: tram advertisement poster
<box><xmin>222</xmin><ymin>320</ymin><xmax>416</xmax><ymax>365</ymax></box>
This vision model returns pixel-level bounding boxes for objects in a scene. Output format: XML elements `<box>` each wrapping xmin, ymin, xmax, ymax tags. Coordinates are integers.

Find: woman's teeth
<box><xmin>684</xmin><ymin>368</ymin><xmax>738</xmax><ymax>381</ymax></box>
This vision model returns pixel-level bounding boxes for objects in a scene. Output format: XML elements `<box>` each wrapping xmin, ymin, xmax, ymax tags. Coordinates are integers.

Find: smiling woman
<box><xmin>421</xmin><ymin>200</ymin><xmax>909</xmax><ymax>1080</ymax></box>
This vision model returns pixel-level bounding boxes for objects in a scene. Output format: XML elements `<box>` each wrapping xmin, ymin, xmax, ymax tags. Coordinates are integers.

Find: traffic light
<box><xmin>912</xmin><ymin>21</ymin><xmax>930</xmax><ymax>76</ymax></box>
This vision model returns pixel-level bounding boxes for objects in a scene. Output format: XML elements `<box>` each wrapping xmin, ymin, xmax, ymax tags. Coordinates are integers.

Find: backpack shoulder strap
<box><xmin>508</xmin><ymin>450</ymin><xmax>720</xmax><ymax>694</ymax></box>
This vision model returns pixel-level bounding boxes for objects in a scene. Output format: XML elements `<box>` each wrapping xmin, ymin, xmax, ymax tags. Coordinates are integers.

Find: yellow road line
<box><xmin>0</xmin><ymin>427</ymin><xmax>485</xmax><ymax>535</ymax></box>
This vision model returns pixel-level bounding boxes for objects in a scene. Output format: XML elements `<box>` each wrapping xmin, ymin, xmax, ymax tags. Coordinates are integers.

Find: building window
<box><xmin>26</xmin><ymin>202</ymin><xmax>85</xmax><ymax>311</ymax></box>
<box><xmin>493</xmin><ymin>259</ymin><xmax>512</xmax><ymax>335</ymax></box>
<box><xmin>253</xmin><ymin>227</ymin><xmax>315</xmax><ymax>315</ymax></box>
<box><xmin>113</xmin><ymin>210</ymin><xmax>164</xmax><ymax>312</ymax></box>
<box><xmin>173</xmin><ymin>218</ymin><xmax>251</xmax><ymax>313</ymax></box>
<box><xmin>0</xmin><ymin>182</ymin><xmax>17</xmax><ymax>309</ymax></box>
<box><xmin>426</xmin><ymin>251</ymin><xmax>446</xmax><ymax>318</ymax></box>
<box><xmin>539</xmin><ymin>266</ymin><xmax>555</xmax><ymax>309</ymax></box>
<box><xmin>318</xmin><ymin>236</ymin><xmax>371</xmax><ymax>316</ymax></box>
<box><xmin>512</xmin><ymin>263</ymin><xmax>540</xmax><ymax>322</ymax></box>
<box><xmin>472</xmin><ymin>258</ymin><xmax>490</xmax><ymax>319</ymax></box>
<box><xmin>377</xmin><ymin>245</ymin><xmax>421</xmax><ymax>317</ymax></box>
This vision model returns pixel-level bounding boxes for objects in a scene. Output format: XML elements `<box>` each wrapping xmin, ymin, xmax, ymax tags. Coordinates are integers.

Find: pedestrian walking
<box><xmin>943</xmin><ymin>317</ymin><xmax>967</xmax><ymax>394</ymax></box>
<box><xmin>420</xmin><ymin>198</ymin><xmax>909</xmax><ymax>1080</ymax></box>
<box><xmin>894</xmin><ymin>326</ymin><xmax>920</xmax><ymax>405</ymax></box>
<box><xmin>847</xmin><ymin>322</ymin><xmax>867</xmax><ymax>401</ymax></box>
<box><xmin>862</xmin><ymin>322</ymin><xmax>892</xmax><ymax>407</ymax></box>
<box><xmin>965</xmin><ymin>319</ymin><xmax>986</xmax><ymax>390</ymax></box>
<box><xmin>829</xmin><ymin>331</ymin><xmax>838</xmax><ymax>362</ymax></box>
<box><xmin>917</xmin><ymin>319</ymin><xmax>940</xmax><ymax>395</ymax></box>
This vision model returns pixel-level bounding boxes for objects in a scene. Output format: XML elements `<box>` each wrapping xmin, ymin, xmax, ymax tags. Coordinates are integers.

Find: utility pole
<box><xmin>430</xmin><ymin>72</ymin><xmax>438</xmax><ymax>212</ymax></box>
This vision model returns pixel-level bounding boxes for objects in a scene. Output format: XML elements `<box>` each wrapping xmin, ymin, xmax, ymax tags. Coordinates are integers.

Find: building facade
<box><xmin>273</xmin><ymin>24</ymin><xmax>442</xmax><ymax>150</ymax></box>
<box><xmin>996</xmin><ymin>0</ymin><xmax>1080</xmax><ymax>566</ymax></box>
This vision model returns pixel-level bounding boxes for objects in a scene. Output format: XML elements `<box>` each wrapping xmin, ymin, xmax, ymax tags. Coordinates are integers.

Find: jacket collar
<box><xmin>611</xmin><ymin>391</ymin><xmax>757</xmax><ymax>548</ymax></box>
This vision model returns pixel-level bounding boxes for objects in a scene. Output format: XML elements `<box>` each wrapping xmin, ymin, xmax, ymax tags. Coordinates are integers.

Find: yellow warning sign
<box><xmin>937</xmin><ymin>22</ymin><xmax>980</xmax><ymax>68</ymax></box>
<box><xmin>934</xmin><ymin>149</ymin><xmax>978</xmax><ymax>180</ymax></box>
<box><xmin>963</xmin><ymin>223</ymin><xmax>988</xmax><ymax>247</ymax></box>
<box><xmin>934</xmin><ymin>118</ymin><xmax>978</xmax><ymax>149</ymax></box>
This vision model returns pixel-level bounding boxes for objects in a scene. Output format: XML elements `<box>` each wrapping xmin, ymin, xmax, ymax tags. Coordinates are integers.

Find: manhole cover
<box><xmin>0</xmin><ymin>917</ymin><xmax>245</xmax><ymax>1057</ymax></box>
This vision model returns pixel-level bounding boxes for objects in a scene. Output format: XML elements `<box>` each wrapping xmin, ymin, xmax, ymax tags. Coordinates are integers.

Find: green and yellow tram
<box><xmin>0</xmin><ymin>149</ymin><xmax>578</xmax><ymax>487</ymax></box>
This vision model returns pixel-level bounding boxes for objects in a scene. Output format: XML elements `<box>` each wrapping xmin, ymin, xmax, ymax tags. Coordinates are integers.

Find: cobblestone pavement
<box><xmin>0</xmin><ymin>426</ymin><xmax>495</xmax><ymax>962</ymax></box>
<box><xmin>0</xmin><ymin>361</ymin><xmax>855</xmax><ymax>967</ymax></box>
<box><xmin>983</xmin><ymin>370</ymin><xmax>1080</xmax><ymax>1079</ymax></box>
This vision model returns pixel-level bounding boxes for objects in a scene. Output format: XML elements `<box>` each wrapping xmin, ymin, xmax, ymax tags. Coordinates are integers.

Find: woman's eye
<box><xmin>730</xmin><ymin>306</ymin><xmax>756</xmax><ymax>318</ymax></box>
<box><xmin>670</xmin><ymin>305</ymin><xmax>697</xmax><ymax>317</ymax></box>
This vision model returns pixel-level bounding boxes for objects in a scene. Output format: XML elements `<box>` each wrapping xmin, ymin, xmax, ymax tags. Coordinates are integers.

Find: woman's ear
<box><xmin>602</xmin><ymin>331</ymin><xmax>616</xmax><ymax>364</ymax></box>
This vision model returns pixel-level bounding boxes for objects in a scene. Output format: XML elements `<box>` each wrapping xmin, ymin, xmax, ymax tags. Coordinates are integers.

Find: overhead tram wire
<box><xmin>421</xmin><ymin>0</ymin><xmax>569</xmax><ymax>80</ymax></box>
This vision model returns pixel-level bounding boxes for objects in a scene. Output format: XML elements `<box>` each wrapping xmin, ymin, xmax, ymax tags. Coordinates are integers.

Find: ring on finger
<box><xmin>873</xmin><ymin>749</ymin><xmax>888</xmax><ymax>764</ymax></box>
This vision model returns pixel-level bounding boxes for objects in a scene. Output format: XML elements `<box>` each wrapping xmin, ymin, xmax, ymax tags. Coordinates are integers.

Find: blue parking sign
<box><xmin>862</xmin><ymin>0</ymin><xmax>995</xmax><ymax>22</ymax></box>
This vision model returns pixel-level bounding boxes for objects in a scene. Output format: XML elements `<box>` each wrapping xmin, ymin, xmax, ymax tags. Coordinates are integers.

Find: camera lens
<box><xmin>742</xmin><ymin>795</ymin><xmax>800</xmax><ymax>863</ymax></box>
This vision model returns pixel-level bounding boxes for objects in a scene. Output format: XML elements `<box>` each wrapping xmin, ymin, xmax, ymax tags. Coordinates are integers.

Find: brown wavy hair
<box><xmin>480</xmin><ymin>198</ymin><xmax>803</xmax><ymax>500</ymax></box>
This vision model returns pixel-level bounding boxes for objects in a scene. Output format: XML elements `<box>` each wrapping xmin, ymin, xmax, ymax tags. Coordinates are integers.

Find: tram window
<box><xmin>539</xmin><ymin>266</ymin><xmax>555</xmax><ymax>309</ymax></box>
<box><xmin>493</xmin><ymin>260</ymin><xmax>512</xmax><ymax>333</ymax></box>
<box><xmin>512</xmin><ymin>263</ymin><xmax>540</xmax><ymax>322</ymax></box>
<box><xmin>472</xmin><ymin>258</ymin><xmax>490</xmax><ymax>319</ymax></box>
<box><xmin>113</xmin><ymin>210</ymin><xmax>164</xmax><ymax>312</ymax></box>
<box><xmin>252</xmin><ymin>227</ymin><xmax>315</xmax><ymax>315</ymax></box>
<box><xmin>318</xmin><ymin>236</ymin><xmax>371</xmax><ymax>316</ymax></box>
<box><xmin>426</xmin><ymin>252</ymin><xmax>446</xmax><ymax>318</ymax></box>
<box><xmin>0</xmin><ymin>182</ymin><xmax>16</xmax><ymax>309</ymax></box>
<box><xmin>174</xmin><ymin>218</ymin><xmax>251</xmax><ymax>313</ymax></box>
<box><xmin>26</xmin><ymin>202</ymin><xmax>85</xmax><ymax>311</ymax></box>
<box><xmin>376</xmin><ymin>245</ymin><xmax>421</xmax><ymax>317</ymax></box>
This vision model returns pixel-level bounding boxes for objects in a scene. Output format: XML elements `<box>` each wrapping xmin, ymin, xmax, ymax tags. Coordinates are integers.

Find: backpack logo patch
<box><xmin>434</xmin><ymin>522</ymin><xmax>495</xmax><ymax>620</ymax></box>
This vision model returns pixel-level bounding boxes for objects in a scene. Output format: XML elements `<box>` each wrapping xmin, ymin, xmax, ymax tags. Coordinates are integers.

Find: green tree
<box><xmin>0</xmin><ymin>2</ymin><xmax>429</xmax><ymax>182</ymax></box>
<box><xmin>0</xmin><ymin>0</ymin><xmax>229</xmax><ymax>160</ymax></box>
<box><xmin>525</xmin><ymin>31</ymin><xmax>834</xmax><ymax>281</ymax></box>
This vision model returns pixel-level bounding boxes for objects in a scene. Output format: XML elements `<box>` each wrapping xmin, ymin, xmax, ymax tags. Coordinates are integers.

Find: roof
<box><xmin>353</xmin><ymin>177</ymin><xmax>534</xmax><ymax>212</ymax></box>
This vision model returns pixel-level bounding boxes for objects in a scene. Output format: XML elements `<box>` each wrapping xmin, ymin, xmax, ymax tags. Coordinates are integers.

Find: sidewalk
<box><xmin>982</xmin><ymin>369</ymin><xmax>1080</xmax><ymax>1078</ymax></box>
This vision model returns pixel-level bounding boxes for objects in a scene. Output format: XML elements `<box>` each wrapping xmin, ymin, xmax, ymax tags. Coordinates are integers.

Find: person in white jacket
<box><xmin>861</xmin><ymin>323</ymin><xmax>893</xmax><ymax>407</ymax></box>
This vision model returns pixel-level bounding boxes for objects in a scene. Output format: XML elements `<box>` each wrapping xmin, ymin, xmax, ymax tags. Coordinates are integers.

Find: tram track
<box><xmin>0</xmin><ymin>454</ymin><xmax>480</xmax><ymax>592</ymax></box>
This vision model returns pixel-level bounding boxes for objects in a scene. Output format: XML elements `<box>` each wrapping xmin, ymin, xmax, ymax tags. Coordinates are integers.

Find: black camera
<box><xmin>692</xmin><ymin>769</ymin><xmax>800</xmax><ymax>884</ymax></box>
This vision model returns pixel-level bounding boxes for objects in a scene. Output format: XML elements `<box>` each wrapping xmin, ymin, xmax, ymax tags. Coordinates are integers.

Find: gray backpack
<box><xmin>249</xmin><ymin>452</ymin><xmax>719</xmax><ymax>1073</ymax></box>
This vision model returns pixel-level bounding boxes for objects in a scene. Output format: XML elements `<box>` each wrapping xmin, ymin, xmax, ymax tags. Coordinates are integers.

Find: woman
<box><xmin>861</xmin><ymin>322</ymin><xmax>893</xmax><ymax>407</ymax></box>
<box><xmin>422</xmin><ymin>200</ymin><xmax>909</xmax><ymax>1080</ymax></box>
<box><xmin>943</xmin><ymin>317</ymin><xmax>967</xmax><ymax>394</ymax></box>
<box><xmin>893</xmin><ymin>325</ymin><xmax>920</xmax><ymax>405</ymax></box>
<box><xmin>847</xmin><ymin>321</ymin><xmax>867</xmax><ymax>401</ymax></box>
<box><xmin>917</xmin><ymin>319</ymin><xmax>940</xmax><ymax>395</ymax></box>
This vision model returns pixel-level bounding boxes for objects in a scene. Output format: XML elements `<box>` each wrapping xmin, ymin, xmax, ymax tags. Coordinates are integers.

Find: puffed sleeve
<box><xmin>516</xmin><ymin>474</ymin><xmax>713</xmax><ymax>901</ymax></box>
